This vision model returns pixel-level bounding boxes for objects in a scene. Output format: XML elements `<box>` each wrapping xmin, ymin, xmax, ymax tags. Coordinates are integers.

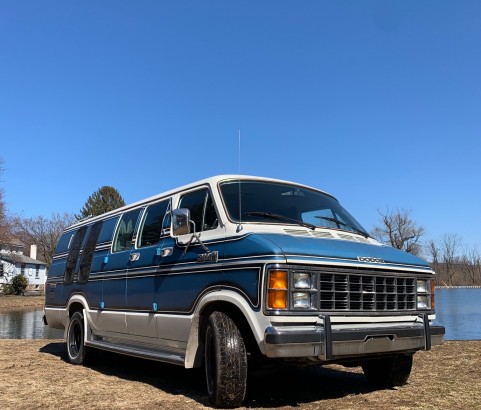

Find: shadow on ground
<box><xmin>39</xmin><ymin>342</ymin><xmax>377</xmax><ymax>408</ymax></box>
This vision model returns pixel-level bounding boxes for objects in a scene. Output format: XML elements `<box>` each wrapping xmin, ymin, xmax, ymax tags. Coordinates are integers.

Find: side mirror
<box><xmin>172</xmin><ymin>208</ymin><xmax>191</xmax><ymax>236</ymax></box>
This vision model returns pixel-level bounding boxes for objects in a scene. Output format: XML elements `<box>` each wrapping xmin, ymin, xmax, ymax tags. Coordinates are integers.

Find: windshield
<box><xmin>219</xmin><ymin>180</ymin><xmax>368</xmax><ymax>236</ymax></box>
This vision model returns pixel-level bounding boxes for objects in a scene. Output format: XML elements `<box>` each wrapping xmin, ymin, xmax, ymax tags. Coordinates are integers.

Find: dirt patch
<box><xmin>0</xmin><ymin>340</ymin><xmax>480</xmax><ymax>409</ymax></box>
<box><xmin>0</xmin><ymin>295</ymin><xmax>44</xmax><ymax>310</ymax></box>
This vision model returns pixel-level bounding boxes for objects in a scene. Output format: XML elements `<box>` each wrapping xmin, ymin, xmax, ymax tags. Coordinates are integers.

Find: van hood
<box><xmin>259</xmin><ymin>233</ymin><xmax>431</xmax><ymax>271</ymax></box>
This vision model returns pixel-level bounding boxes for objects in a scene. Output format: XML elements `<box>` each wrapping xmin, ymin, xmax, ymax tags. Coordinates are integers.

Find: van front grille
<box><xmin>318</xmin><ymin>273</ymin><xmax>416</xmax><ymax>311</ymax></box>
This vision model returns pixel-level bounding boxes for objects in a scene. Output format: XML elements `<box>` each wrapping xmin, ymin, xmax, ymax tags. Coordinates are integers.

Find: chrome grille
<box><xmin>315</xmin><ymin>270</ymin><xmax>416</xmax><ymax>311</ymax></box>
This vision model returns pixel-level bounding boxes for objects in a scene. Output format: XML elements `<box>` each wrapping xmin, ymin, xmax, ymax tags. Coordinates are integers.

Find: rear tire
<box><xmin>66</xmin><ymin>311</ymin><xmax>90</xmax><ymax>365</ymax></box>
<box><xmin>362</xmin><ymin>354</ymin><xmax>413</xmax><ymax>387</ymax></box>
<box><xmin>204</xmin><ymin>311</ymin><xmax>247</xmax><ymax>408</ymax></box>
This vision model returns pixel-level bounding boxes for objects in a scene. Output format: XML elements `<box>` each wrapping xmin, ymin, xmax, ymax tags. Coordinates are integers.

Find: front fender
<box><xmin>184</xmin><ymin>290</ymin><xmax>268</xmax><ymax>368</ymax></box>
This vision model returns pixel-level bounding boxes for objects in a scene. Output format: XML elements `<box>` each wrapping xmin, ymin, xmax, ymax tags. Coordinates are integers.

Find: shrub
<box><xmin>10</xmin><ymin>274</ymin><xmax>28</xmax><ymax>295</ymax></box>
<box><xmin>2</xmin><ymin>283</ymin><xmax>15</xmax><ymax>295</ymax></box>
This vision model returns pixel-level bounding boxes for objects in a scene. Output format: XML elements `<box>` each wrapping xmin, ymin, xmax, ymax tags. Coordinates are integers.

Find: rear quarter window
<box><xmin>54</xmin><ymin>231</ymin><xmax>75</xmax><ymax>255</ymax></box>
<box><xmin>78</xmin><ymin>221</ymin><xmax>103</xmax><ymax>284</ymax></box>
<box><xmin>64</xmin><ymin>226</ymin><xmax>88</xmax><ymax>285</ymax></box>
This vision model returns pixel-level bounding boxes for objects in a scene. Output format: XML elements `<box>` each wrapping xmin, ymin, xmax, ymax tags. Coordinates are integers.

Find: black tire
<box><xmin>204</xmin><ymin>311</ymin><xmax>247</xmax><ymax>408</ymax></box>
<box><xmin>66</xmin><ymin>311</ymin><xmax>90</xmax><ymax>365</ymax></box>
<box><xmin>362</xmin><ymin>354</ymin><xmax>413</xmax><ymax>387</ymax></box>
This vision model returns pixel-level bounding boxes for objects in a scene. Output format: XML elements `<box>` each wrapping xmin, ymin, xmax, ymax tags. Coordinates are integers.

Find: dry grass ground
<box><xmin>0</xmin><ymin>339</ymin><xmax>480</xmax><ymax>410</ymax></box>
<box><xmin>0</xmin><ymin>295</ymin><xmax>45</xmax><ymax>310</ymax></box>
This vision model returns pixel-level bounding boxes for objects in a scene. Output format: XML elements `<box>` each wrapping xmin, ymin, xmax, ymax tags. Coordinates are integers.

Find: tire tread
<box><xmin>206</xmin><ymin>311</ymin><xmax>247</xmax><ymax>408</ymax></box>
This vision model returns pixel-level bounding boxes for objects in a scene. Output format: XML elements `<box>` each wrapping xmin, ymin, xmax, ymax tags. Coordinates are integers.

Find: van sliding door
<box><xmin>97</xmin><ymin>208</ymin><xmax>142</xmax><ymax>335</ymax></box>
<box><xmin>125</xmin><ymin>199</ymin><xmax>170</xmax><ymax>338</ymax></box>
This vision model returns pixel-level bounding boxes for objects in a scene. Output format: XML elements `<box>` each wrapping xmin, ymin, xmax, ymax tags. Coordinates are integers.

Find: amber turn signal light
<box><xmin>267</xmin><ymin>270</ymin><xmax>288</xmax><ymax>309</ymax></box>
<box><xmin>431</xmin><ymin>280</ymin><xmax>436</xmax><ymax>310</ymax></box>
<box><xmin>269</xmin><ymin>270</ymin><xmax>288</xmax><ymax>289</ymax></box>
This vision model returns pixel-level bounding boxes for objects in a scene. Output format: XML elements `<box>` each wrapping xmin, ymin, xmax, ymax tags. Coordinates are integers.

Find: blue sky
<box><xmin>1</xmin><ymin>1</ymin><xmax>480</xmax><ymax>248</ymax></box>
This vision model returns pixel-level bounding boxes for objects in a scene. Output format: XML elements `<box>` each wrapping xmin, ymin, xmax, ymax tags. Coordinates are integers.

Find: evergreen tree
<box><xmin>77</xmin><ymin>186</ymin><xmax>125</xmax><ymax>220</ymax></box>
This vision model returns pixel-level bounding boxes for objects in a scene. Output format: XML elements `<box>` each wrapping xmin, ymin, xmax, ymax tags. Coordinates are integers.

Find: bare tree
<box><xmin>439</xmin><ymin>233</ymin><xmax>462</xmax><ymax>287</ymax></box>
<box><xmin>371</xmin><ymin>208</ymin><xmax>425</xmax><ymax>256</ymax></box>
<box><xmin>426</xmin><ymin>239</ymin><xmax>440</xmax><ymax>264</ymax></box>
<box><xmin>462</xmin><ymin>245</ymin><xmax>481</xmax><ymax>285</ymax></box>
<box><xmin>11</xmin><ymin>212</ymin><xmax>75</xmax><ymax>265</ymax></box>
<box><xmin>425</xmin><ymin>239</ymin><xmax>440</xmax><ymax>272</ymax></box>
<box><xmin>0</xmin><ymin>158</ymin><xmax>11</xmax><ymax>244</ymax></box>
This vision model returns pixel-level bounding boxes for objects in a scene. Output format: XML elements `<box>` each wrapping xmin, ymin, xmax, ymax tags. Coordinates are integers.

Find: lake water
<box><xmin>0</xmin><ymin>288</ymin><xmax>479</xmax><ymax>340</ymax></box>
<box><xmin>0</xmin><ymin>308</ymin><xmax>63</xmax><ymax>339</ymax></box>
<box><xmin>435</xmin><ymin>288</ymin><xmax>481</xmax><ymax>340</ymax></box>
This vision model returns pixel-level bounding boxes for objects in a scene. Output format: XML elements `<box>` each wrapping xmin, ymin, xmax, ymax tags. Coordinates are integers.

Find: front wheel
<box><xmin>66</xmin><ymin>310</ymin><xmax>90</xmax><ymax>365</ymax></box>
<box><xmin>362</xmin><ymin>354</ymin><xmax>413</xmax><ymax>387</ymax></box>
<box><xmin>204</xmin><ymin>311</ymin><xmax>247</xmax><ymax>408</ymax></box>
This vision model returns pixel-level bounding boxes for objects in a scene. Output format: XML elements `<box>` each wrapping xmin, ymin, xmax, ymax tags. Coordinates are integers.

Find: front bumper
<box><xmin>264</xmin><ymin>314</ymin><xmax>445</xmax><ymax>361</ymax></box>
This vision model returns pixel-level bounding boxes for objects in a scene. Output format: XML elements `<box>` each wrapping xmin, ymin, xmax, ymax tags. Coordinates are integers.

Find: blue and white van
<box><xmin>45</xmin><ymin>175</ymin><xmax>444</xmax><ymax>407</ymax></box>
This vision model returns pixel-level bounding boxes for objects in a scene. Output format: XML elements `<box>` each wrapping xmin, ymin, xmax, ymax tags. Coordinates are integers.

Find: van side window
<box><xmin>178</xmin><ymin>188</ymin><xmax>218</xmax><ymax>232</ymax></box>
<box><xmin>163</xmin><ymin>202</ymin><xmax>172</xmax><ymax>233</ymax></box>
<box><xmin>64</xmin><ymin>225</ymin><xmax>88</xmax><ymax>285</ymax></box>
<box><xmin>97</xmin><ymin>216</ymin><xmax>119</xmax><ymax>244</ymax></box>
<box><xmin>78</xmin><ymin>221</ymin><xmax>103</xmax><ymax>283</ymax></box>
<box><xmin>113</xmin><ymin>209</ymin><xmax>142</xmax><ymax>252</ymax></box>
<box><xmin>54</xmin><ymin>231</ymin><xmax>74</xmax><ymax>255</ymax></box>
<box><xmin>204</xmin><ymin>192</ymin><xmax>218</xmax><ymax>230</ymax></box>
<box><xmin>138</xmin><ymin>200</ymin><xmax>170</xmax><ymax>248</ymax></box>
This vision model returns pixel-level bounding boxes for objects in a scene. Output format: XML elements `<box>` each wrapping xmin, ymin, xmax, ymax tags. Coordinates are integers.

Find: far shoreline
<box><xmin>0</xmin><ymin>295</ymin><xmax>45</xmax><ymax>310</ymax></box>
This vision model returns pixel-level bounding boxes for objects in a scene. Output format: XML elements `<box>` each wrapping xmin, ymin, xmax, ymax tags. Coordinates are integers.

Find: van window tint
<box><xmin>220</xmin><ymin>180</ymin><xmax>368</xmax><ymax>236</ymax></box>
<box><xmin>204</xmin><ymin>192</ymin><xmax>218</xmax><ymax>230</ymax></box>
<box><xmin>178</xmin><ymin>188</ymin><xmax>218</xmax><ymax>233</ymax></box>
<box><xmin>64</xmin><ymin>225</ymin><xmax>88</xmax><ymax>285</ymax></box>
<box><xmin>138</xmin><ymin>200</ymin><xmax>170</xmax><ymax>248</ymax></box>
<box><xmin>54</xmin><ymin>231</ymin><xmax>74</xmax><ymax>255</ymax></box>
<box><xmin>113</xmin><ymin>209</ymin><xmax>141</xmax><ymax>252</ymax></box>
<box><xmin>78</xmin><ymin>221</ymin><xmax>103</xmax><ymax>283</ymax></box>
<box><xmin>98</xmin><ymin>216</ymin><xmax>119</xmax><ymax>244</ymax></box>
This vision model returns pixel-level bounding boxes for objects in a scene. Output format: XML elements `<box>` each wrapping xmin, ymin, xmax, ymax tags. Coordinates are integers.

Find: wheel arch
<box><xmin>184</xmin><ymin>290</ymin><xmax>267</xmax><ymax>368</ymax></box>
<box><xmin>66</xmin><ymin>294</ymin><xmax>89</xmax><ymax>316</ymax></box>
<box><xmin>64</xmin><ymin>294</ymin><xmax>90</xmax><ymax>340</ymax></box>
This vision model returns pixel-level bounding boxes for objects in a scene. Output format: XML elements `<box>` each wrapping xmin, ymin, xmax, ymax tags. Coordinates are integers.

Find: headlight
<box><xmin>292</xmin><ymin>292</ymin><xmax>311</xmax><ymax>309</ymax></box>
<box><xmin>293</xmin><ymin>272</ymin><xmax>311</xmax><ymax>289</ymax></box>
<box><xmin>417</xmin><ymin>295</ymin><xmax>430</xmax><ymax>309</ymax></box>
<box><xmin>417</xmin><ymin>279</ymin><xmax>428</xmax><ymax>293</ymax></box>
<box><xmin>416</xmin><ymin>279</ymin><xmax>432</xmax><ymax>310</ymax></box>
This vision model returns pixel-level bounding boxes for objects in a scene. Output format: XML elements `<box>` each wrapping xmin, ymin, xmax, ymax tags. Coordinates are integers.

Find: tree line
<box><xmin>372</xmin><ymin>208</ymin><xmax>481</xmax><ymax>287</ymax></box>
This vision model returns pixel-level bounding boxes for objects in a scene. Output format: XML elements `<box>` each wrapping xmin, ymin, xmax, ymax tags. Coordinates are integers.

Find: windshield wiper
<box><xmin>315</xmin><ymin>216</ymin><xmax>370</xmax><ymax>238</ymax></box>
<box><xmin>244</xmin><ymin>212</ymin><xmax>317</xmax><ymax>230</ymax></box>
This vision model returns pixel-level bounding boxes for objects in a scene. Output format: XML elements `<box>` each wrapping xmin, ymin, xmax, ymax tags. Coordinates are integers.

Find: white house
<box><xmin>0</xmin><ymin>243</ymin><xmax>48</xmax><ymax>293</ymax></box>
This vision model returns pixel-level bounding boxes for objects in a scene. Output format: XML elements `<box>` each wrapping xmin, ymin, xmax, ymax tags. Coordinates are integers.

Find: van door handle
<box><xmin>129</xmin><ymin>252</ymin><xmax>140</xmax><ymax>262</ymax></box>
<box><xmin>161</xmin><ymin>247</ymin><xmax>173</xmax><ymax>257</ymax></box>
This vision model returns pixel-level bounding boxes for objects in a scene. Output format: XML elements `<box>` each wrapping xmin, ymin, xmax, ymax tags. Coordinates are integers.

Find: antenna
<box><xmin>237</xmin><ymin>129</ymin><xmax>243</xmax><ymax>232</ymax></box>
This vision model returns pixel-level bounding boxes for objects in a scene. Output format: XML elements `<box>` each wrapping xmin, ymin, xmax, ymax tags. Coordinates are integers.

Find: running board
<box><xmin>85</xmin><ymin>339</ymin><xmax>185</xmax><ymax>366</ymax></box>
